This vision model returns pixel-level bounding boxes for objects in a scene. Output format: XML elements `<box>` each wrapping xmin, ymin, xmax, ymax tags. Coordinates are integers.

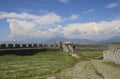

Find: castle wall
<box><xmin>73</xmin><ymin>44</ymin><xmax>108</xmax><ymax>50</ymax></box>
<box><xmin>0</xmin><ymin>43</ymin><xmax>109</xmax><ymax>50</ymax></box>
<box><xmin>0</xmin><ymin>43</ymin><xmax>110</xmax><ymax>55</ymax></box>
<box><xmin>0</xmin><ymin>44</ymin><xmax>58</xmax><ymax>49</ymax></box>
<box><xmin>0</xmin><ymin>43</ymin><xmax>59</xmax><ymax>55</ymax></box>
<box><xmin>103</xmin><ymin>49</ymin><xmax>120</xmax><ymax>65</ymax></box>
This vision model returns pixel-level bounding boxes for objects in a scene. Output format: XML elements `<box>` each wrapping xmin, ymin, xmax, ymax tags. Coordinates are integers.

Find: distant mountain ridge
<box><xmin>98</xmin><ymin>36</ymin><xmax>120</xmax><ymax>44</ymax></box>
<box><xmin>1</xmin><ymin>36</ymin><xmax>120</xmax><ymax>44</ymax></box>
<box><xmin>45</xmin><ymin>36</ymin><xmax>93</xmax><ymax>44</ymax></box>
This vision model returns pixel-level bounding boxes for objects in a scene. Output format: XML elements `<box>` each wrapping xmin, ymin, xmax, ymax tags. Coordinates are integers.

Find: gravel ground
<box><xmin>56</xmin><ymin>60</ymin><xmax>120</xmax><ymax>79</ymax></box>
<box><xmin>91</xmin><ymin>60</ymin><xmax>120</xmax><ymax>79</ymax></box>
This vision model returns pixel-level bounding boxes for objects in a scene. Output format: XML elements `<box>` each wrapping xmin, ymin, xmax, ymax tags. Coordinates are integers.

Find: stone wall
<box><xmin>0</xmin><ymin>43</ymin><xmax>58</xmax><ymax>49</ymax></box>
<box><xmin>0</xmin><ymin>43</ymin><xmax>60</xmax><ymax>55</ymax></box>
<box><xmin>103</xmin><ymin>49</ymin><xmax>120</xmax><ymax>65</ymax></box>
<box><xmin>62</xmin><ymin>42</ymin><xmax>74</xmax><ymax>53</ymax></box>
<box><xmin>0</xmin><ymin>43</ymin><xmax>109</xmax><ymax>51</ymax></box>
<box><xmin>73</xmin><ymin>44</ymin><xmax>108</xmax><ymax>50</ymax></box>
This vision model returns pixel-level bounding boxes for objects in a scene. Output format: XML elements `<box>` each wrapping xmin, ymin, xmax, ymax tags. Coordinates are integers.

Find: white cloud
<box><xmin>0</xmin><ymin>12</ymin><xmax>61</xmax><ymax>25</ymax></box>
<box><xmin>69</xmin><ymin>14</ymin><xmax>79</xmax><ymax>20</ymax></box>
<box><xmin>29</xmin><ymin>25</ymin><xmax>63</xmax><ymax>38</ymax></box>
<box><xmin>106</xmin><ymin>3</ymin><xmax>119</xmax><ymax>8</ymax></box>
<box><xmin>33</xmin><ymin>13</ymin><xmax>61</xmax><ymax>25</ymax></box>
<box><xmin>7</xmin><ymin>19</ymin><xmax>63</xmax><ymax>38</ymax></box>
<box><xmin>63</xmin><ymin>14</ymin><xmax>79</xmax><ymax>21</ymax></box>
<box><xmin>0</xmin><ymin>12</ymin><xmax>120</xmax><ymax>40</ymax></box>
<box><xmin>59</xmin><ymin>0</ymin><xmax>70</xmax><ymax>3</ymax></box>
<box><xmin>83</xmin><ymin>9</ymin><xmax>95</xmax><ymax>14</ymax></box>
<box><xmin>63</xmin><ymin>20</ymin><xmax>120</xmax><ymax>39</ymax></box>
<box><xmin>0</xmin><ymin>12</ymin><xmax>62</xmax><ymax>38</ymax></box>
<box><xmin>7</xmin><ymin>19</ymin><xmax>37</xmax><ymax>37</ymax></box>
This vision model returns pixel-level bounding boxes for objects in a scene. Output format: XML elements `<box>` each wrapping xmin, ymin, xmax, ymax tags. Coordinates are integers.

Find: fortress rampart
<box><xmin>0</xmin><ymin>43</ymin><xmax>109</xmax><ymax>50</ymax></box>
<box><xmin>0</xmin><ymin>43</ymin><xmax>58</xmax><ymax>49</ymax></box>
<box><xmin>73</xmin><ymin>44</ymin><xmax>109</xmax><ymax>51</ymax></box>
<box><xmin>0</xmin><ymin>42</ymin><xmax>110</xmax><ymax>55</ymax></box>
<box><xmin>0</xmin><ymin>43</ymin><xmax>59</xmax><ymax>55</ymax></box>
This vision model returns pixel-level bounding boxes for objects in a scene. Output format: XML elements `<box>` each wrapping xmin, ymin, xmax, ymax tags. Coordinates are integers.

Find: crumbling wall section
<box><xmin>103</xmin><ymin>45</ymin><xmax>120</xmax><ymax>65</ymax></box>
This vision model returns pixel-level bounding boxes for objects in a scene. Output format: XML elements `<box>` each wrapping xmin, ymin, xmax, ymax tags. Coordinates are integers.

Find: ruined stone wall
<box><xmin>0</xmin><ymin>43</ymin><xmax>113</xmax><ymax>55</ymax></box>
<box><xmin>73</xmin><ymin>44</ymin><xmax>108</xmax><ymax>50</ymax></box>
<box><xmin>62</xmin><ymin>42</ymin><xmax>74</xmax><ymax>53</ymax></box>
<box><xmin>103</xmin><ymin>49</ymin><xmax>120</xmax><ymax>65</ymax></box>
<box><xmin>0</xmin><ymin>43</ymin><xmax>110</xmax><ymax>50</ymax></box>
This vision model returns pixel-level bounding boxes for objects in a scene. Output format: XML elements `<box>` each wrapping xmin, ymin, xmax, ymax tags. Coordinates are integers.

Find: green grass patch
<box><xmin>78</xmin><ymin>51</ymin><xmax>103</xmax><ymax>61</ymax></box>
<box><xmin>0</xmin><ymin>51</ymin><xmax>76</xmax><ymax>79</ymax></box>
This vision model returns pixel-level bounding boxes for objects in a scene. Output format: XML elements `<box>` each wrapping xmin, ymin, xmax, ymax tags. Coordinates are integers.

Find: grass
<box><xmin>78</xmin><ymin>51</ymin><xmax>105</xmax><ymax>79</ymax></box>
<box><xmin>78</xmin><ymin>50</ymin><xmax>103</xmax><ymax>61</ymax></box>
<box><xmin>0</xmin><ymin>51</ymin><xmax>76</xmax><ymax>79</ymax></box>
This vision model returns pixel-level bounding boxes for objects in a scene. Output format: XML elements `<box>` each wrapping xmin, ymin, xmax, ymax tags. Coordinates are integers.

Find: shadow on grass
<box><xmin>0</xmin><ymin>49</ymin><xmax>59</xmax><ymax>56</ymax></box>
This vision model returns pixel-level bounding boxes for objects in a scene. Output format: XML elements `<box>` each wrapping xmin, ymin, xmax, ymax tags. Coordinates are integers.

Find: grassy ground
<box><xmin>78</xmin><ymin>50</ymin><xmax>103</xmax><ymax>60</ymax></box>
<box><xmin>56</xmin><ymin>51</ymin><xmax>104</xmax><ymax>79</ymax></box>
<box><xmin>57</xmin><ymin>51</ymin><xmax>120</xmax><ymax>79</ymax></box>
<box><xmin>0</xmin><ymin>51</ymin><xmax>76</xmax><ymax>79</ymax></box>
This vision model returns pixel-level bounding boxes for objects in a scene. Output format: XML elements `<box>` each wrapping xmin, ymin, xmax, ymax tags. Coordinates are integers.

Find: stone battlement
<box><xmin>0</xmin><ymin>43</ymin><xmax>58</xmax><ymax>49</ymax></box>
<box><xmin>0</xmin><ymin>42</ymin><xmax>110</xmax><ymax>50</ymax></box>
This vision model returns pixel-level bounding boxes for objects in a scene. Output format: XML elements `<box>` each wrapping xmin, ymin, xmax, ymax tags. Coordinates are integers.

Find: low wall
<box><xmin>0</xmin><ymin>43</ymin><xmax>110</xmax><ymax>50</ymax></box>
<box><xmin>0</xmin><ymin>43</ymin><xmax>114</xmax><ymax>55</ymax></box>
<box><xmin>103</xmin><ymin>49</ymin><xmax>120</xmax><ymax>65</ymax></box>
<box><xmin>0</xmin><ymin>43</ymin><xmax>60</xmax><ymax>55</ymax></box>
<box><xmin>74</xmin><ymin>44</ymin><xmax>108</xmax><ymax>51</ymax></box>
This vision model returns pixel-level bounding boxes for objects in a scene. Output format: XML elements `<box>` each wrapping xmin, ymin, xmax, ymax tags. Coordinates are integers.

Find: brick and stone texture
<box><xmin>103</xmin><ymin>49</ymin><xmax>120</xmax><ymax>65</ymax></box>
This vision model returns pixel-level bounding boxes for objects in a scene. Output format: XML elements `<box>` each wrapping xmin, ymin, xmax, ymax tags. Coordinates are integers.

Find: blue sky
<box><xmin>0</xmin><ymin>0</ymin><xmax>120</xmax><ymax>41</ymax></box>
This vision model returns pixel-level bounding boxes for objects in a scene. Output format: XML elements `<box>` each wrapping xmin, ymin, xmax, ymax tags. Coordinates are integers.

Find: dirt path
<box><xmin>91</xmin><ymin>60</ymin><xmax>120</xmax><ymax>79</ymax></box>
<box><xmin>56</xmin><ymin>60</ymin><xmax>120</xmax><ymax>79</ymax></box>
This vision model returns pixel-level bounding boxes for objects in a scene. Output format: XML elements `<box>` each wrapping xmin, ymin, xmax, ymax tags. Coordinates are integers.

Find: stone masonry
<box><xmin>103</xmin><ymin>45</ymin><xmax>120</xmax><ymax>65</ymax></box>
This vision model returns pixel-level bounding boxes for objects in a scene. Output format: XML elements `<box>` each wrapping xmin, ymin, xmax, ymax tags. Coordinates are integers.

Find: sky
<box><xmin>0</xmin><ymin>0</ymin><xmax>120</xmax><ymax>41</ymax></box>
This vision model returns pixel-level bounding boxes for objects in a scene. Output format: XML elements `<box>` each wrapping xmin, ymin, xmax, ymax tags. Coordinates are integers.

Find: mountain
<box><xmin>98</xmin><ymin>36</ymin><xmax>120</xmax><ymax>44</ymax></box>
<box><xmin>44</xmin><ymin>36</ymin><xmax>93</xmax><ymax>44</ymax></box>
<box><xmin>1</xmin><ymin>37</ymin><xmax>92</xmax><ymax>44</ymax></box>
<box><xmin>1</xmin><ymin>36</ymin><xmax>120</xmax><ymax>44</ymax></box>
